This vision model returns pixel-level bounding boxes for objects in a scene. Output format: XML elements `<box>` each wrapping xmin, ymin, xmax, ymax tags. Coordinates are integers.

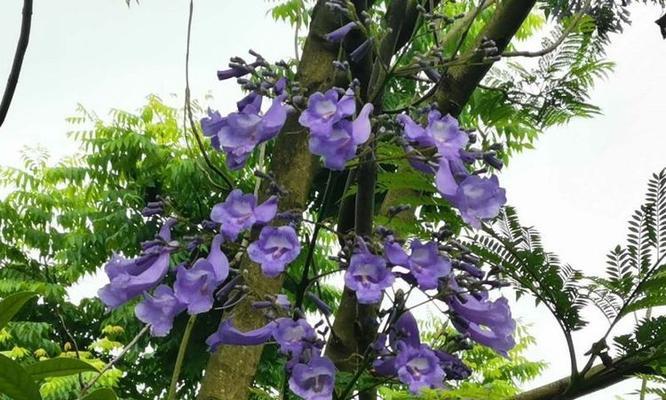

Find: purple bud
<box><xmin>217</xmin><ymin>65</ymin><xmax>252</xmax><ymax>81</ymax></box>
<box><xmin>350</xmin><ymin>38</ymin><xmax>373</xmax><ymax>63</ymax></box>
<box><xmin>324</xmin><ymin>21</ymin><xmax>359</xmax><ymax>42</ymax></box>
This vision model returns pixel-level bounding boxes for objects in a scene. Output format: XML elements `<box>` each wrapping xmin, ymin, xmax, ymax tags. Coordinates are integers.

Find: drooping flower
<box><xmin>389</xmin><ymin>311</ymin><xmax>421</xmax><ymax>348</ymax></box>
<box><xmin>397</xmin><ymin>111</ymin><xmax>468</xmax><ymax>159</ymax></box>
<box><xmin>323</xmin><ymin>21</ymin><xmax>359</xmax><ymax>43</ymax></box>
<box><xmin>446</xmin><ymin>280</ymin><xmax>515</xmax><ymax>356</ymax></box>
<box><xmin>201</xmin><ymin>93</ymin><xmax>288</xmax><ymax>170</ymax></box>
<box><xmin>449</xmin><ymin>174</ymin><xmax>506</xmax><ymax>229</ymax></box>
<box><xmin>385</xmin><ymin>240</ymin><xmax>451</xmax><ymax>290</ymax></box>
<box><xmin>308</xmin><ymin>103</ymin><xmax>373</xmax><ymax>170</ymax></box>
<box><xmin>289</xmin><ymin>356</ymin><xmax>336</xmax><ymax>400</ymax></box>
<box><xmin>273</xmin><ymin>318</ymin><xmax>317</xmax><ymax>356</ymax></box>
<box><xmin>135</xmin><ymin>285</ymin><xmax>185</xmax><ymax>337</ymax></box>
<box><xmin>210</xmin><ymin>190</ymin><xmax>278</xmax><ymax>240</ymax></box>
<box><xmin>206</xmin><ymin>319</ymin><xmax>278</xmax><ymax>352</ymax></box>
<box><xmin>248</xmin><ymin>225</ymin><xmax>301</xmax><ymax>277</ymax></box>
<box><xmin>298</xmin><ymin>89</ymin><xmax>356</xmax><ymax>134</ymax></box>
<box><xmin>395</xmin><ymin>343</ymin><xmax>445</xmax><ymax>393</ymax></box>
<box><xmin>174</xmin><ymin>235</ymin><xmax>228</xmax><ymax>315</ymax></box>
<box><xmin>98</xmin><ymin>219</ymin><xmax>177</xmax><ymax>309</ymax></box>
<box><xmin>344</xmin><ymin>239</ymin><xmax>394</xmax><ymax>304</ymax></box>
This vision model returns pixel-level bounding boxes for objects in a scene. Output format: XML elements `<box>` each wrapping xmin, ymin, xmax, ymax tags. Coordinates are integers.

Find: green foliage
<box><xmin>0</xmin><ymin>292</ymin><xmax>37</xmax><ymax>331</ymax></box>
<box><xmin>0</xmin><ymin>96</ymin><xmax>237</xmax><ymax>399</ymax></box>
<box><xmin>267</xmin><ymin>0</ymin><xmax>312</xmax><ymax>27</ymax></box>
<box><xmin>0</xmin><ymin>353</ymin><xmax>42</xmax><ymax>400</ymax></box>
<box><xmin>470</xmin><ymin>207</ymin><xmax>588</xmax><ymax>332</ymax></box>
<box><xmin>25</xmin><ymin>358</ymin><xmax>99</xmax><ymax>381</ymax></box>
<box><xmin>587</xmin><ymin>169</ymin><xmax>666</xmax><ymax>320</ymax></box>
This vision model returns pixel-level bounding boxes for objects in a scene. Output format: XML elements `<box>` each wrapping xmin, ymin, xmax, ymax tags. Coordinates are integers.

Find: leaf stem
<box><xmin>167</xmin><ymin>315</ymin><xmax>197</xmax><ymax>400</ymax></box>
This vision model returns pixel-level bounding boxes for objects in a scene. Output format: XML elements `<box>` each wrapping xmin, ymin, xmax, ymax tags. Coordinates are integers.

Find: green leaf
<box><xmin>0</xmin><ymin>353</ymin><xmax>41</xmax><ymax>400</ymax></box>
<box><xmin>0</xmin><ymin>291</ymin><xmax>38</xmax><ymax>330</ymax></box>
<box><xmin>79</xmin><ymin>388</ymin><xmax>117</xmax><ymax>400</ymax></box>
<box><xmin>25</xmin><ymin>357</ymin><xmax>99</xmax><ymax>380</ymax></box>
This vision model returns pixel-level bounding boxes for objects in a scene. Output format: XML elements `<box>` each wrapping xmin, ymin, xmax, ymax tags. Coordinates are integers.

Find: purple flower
<box><xmin>248</xmin><ymin>226</ymin><xmax>301</xmax><ymax>277</ymax></box>
<box><xmin>447</xmin><ymin>281</ymin><xmax>515</xmax><ymax>356</ymax></box>
<box><xmin>395</xmin><ymin>343</ymin><xmax>445</xmax><ymax>393</ymax></box>
<box><xmin>174</xmin><ymin>235</ymin><xmax>229</xmax><ymax>315</ymax></box>
<box><xmin>389</xmin><ymin>311</ymin><xmax>421</xmax><ymax>348</ymax></box>
<box><xmin>308</xmin><ymin>103</ymin><xmax>373</xmax><ymax>170</ymax></box>
<box><xmin>206</xmin><ymin>319</ymin><xmax>278</xmax><ymax>352</ymax></box>
<box><xmin>385</xmin><ymin>240</ymin><xmax>451</xmax><ymax>290</ymax></box>
<box><xmin>397</xmin><ymin>111</ymin><xmax>468</xmax><ymax>159</ymax></box>
<box><xmin>289</xmin><ymin>356</ymin><xmax>336</xmax><ymax>400</ymax></box>
<box><xmin>210</xmin><ymin>190</ymin><xmax>278</xmax><ymax>240</ymax></box>
<box><xmin>324</xmin><ymin>21</ymin><xmax>359</xmax><ymax>43</ymax></box>
<box><xmin>450</xmin><ymin>175</ymin><xmax>506</xmax><ymax>229</ymax></box>
<box><xmin>201</xmin><ymin>93</ymin><xmax>288</xmax><ymax>170</ymax></box>
<box><xmin>135</xmin><ymin>285</ymin><xmax>185</xmax><ymax>337</ymax></box>
<box><xmin>98</xmin><ymin>219</ymin><xmax>176</xmax><ymax>309</ymax></box>
<box><xmin>273</xmin><ymin>318</ymin><xmax>316</xmax><ymax>356</ymax></box>
<box><xmin>344</xmin><ymin>239</ymin><xmax>394</xmax><ymax>304</ymax></box>
<box><xmin>298</xmin><ymin>89</ymin><xmax>355</xmax><ymax>134</ymax></box>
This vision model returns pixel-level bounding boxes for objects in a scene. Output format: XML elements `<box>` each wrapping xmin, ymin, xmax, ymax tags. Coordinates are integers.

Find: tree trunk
<box><xmin>196</xmin><ymin>2</ymin><xmax>341</xmax><ymax>398</ymax></box>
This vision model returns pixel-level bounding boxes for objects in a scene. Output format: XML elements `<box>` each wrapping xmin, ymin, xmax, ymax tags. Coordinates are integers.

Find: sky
<box><xmin>1</xmin><ymin>1</ymin><xmax>665</xmax><ymax>399</ymax></box>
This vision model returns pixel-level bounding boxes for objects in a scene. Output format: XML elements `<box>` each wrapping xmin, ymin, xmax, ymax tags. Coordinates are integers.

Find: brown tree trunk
<box><xmin>196</xmin><ymin>2</ymin><xmax>341</xmax><ymax>398</ymax></box>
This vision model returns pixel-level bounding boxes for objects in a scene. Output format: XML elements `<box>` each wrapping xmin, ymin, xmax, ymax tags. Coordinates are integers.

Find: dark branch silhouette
<box><xmin>0</xmin><ymin>0</ymin><xmax>33</xmax><ymax>128</ymax></box>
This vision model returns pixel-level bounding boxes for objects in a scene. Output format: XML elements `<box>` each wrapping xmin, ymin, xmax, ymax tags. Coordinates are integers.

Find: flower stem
<box><xmin>167</xmin><ymin>315</ymin><xmax>197</xmax><ymax>400</ymax></box>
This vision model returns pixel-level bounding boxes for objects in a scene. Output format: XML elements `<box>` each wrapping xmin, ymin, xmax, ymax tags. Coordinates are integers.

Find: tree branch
<box><xmin>514</xmin><ymin>356</ymin><xmax>656</xmax><ymax>400</ymax></box>
<box><xmin>0</xmin><ymin>0</ymin><xmax>33</xmax><ymax>128</ymax></box>
<box><xmin>435</xmin><ymin>0</ymin><xmax>537</xmax><ymax>116</ymax></box>
<box><xmin>503</xmin><ymin>1</ymin><xmax>590</xmax><ymax>58</ymax></box>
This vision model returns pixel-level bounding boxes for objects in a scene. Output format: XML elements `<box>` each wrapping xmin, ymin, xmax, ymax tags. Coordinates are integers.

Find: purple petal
<box><xmin>206</xmin><ymin>319</ymin><xmax>277</xmax><ymax>352</ymax></box>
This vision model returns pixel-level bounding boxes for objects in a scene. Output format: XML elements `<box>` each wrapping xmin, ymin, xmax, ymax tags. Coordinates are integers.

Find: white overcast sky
<box><xmin>1</xmin><ymin>1</ymin><xmax>665</xmax><ymax>399</ymax></box>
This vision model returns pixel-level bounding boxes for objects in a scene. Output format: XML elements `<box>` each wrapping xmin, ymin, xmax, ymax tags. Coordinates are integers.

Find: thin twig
<box><xmin>78</xmin><ymin>325</ymin><xmax>150</xmax><ymax>397</ymax></box>
<box><xmin>0</xmin><ymin>0</ymin><xmax>33</xmax><ymax>128</ymax></box>
<box><xmin>183</xmin><ymin>0</ymin><xmax>233</xmax><ymax>190</ymax></box>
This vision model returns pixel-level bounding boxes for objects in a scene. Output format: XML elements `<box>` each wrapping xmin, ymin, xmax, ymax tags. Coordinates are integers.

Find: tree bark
<box><xmin>514</xmin><ymin>357</ymin><xmax>655</xmax><ymax>400</ymax></box>
<box><xmin>196</xmin><ymin>3</ymin><xmax>342</xmax><ymax>399</ymax></box>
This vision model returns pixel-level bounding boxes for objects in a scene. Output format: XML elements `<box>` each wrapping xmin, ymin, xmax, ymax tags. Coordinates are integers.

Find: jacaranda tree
<box><xmin>1</xmin><ymin>1</ymin><xmax>665</xmax><ymax>400</ymax></box>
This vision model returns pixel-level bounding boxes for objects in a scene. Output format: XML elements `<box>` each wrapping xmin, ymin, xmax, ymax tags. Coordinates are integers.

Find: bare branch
<box><xmin>0</xmin><ymin>0</ymin><xmax>33</xmax><ymax>128</ymax></box>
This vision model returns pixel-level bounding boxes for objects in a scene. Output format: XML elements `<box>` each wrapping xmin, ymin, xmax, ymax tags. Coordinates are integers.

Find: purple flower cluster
<box><xmin>373</xmin><ymin>311</ymin><xmax>469</xmax><ymax>394</ymax></box>
<box><xmin>397</xmin><ymin>110</ymin><xmax>507</xmax><ymax>228</ymax></box>
<box><xmin>201</xmin><ymin>92</ymin><xmax>288</xmax><ymax>170</ymax></box>
<box><xmin>136</xmin><ymin>234</ymin><xmax>229</xmax><ymax>336</ymax></box>
<box><xmin>299</xmin><ymin>89</ymin><xmax>374</xmax><ymax>170</ymax></box>
<box><xmin>206</xmin><ymin>316</ymin><xmax>335</xmax><ymax>400</ymax></box>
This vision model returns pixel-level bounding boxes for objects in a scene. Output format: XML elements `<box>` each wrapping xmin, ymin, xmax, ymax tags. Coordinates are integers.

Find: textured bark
<box><xmin>196</xmin><ymin>3</ymin><xmax>342</xmax><ymax>399</ymax></box>
<box><xmin>514</xmin><ymin>357</ymin><xmax>655</xmax><ymax>400</ymax></box>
